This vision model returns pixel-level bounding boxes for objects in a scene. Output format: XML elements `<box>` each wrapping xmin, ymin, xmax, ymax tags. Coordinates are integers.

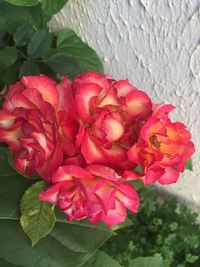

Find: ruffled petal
<box><xmin>125</xmin><ymin>89</ymin><xmax>152</xmax><ymax>118</ymax></box>
<box><xmin>21</xmin><ymin>75</ymin><xmax>59</xmax><ymax>109</ymax></box>
<box><xmin>75</xmin><ymin>83</ymin><xmax>101</xmax><ymax>122</ymax></box>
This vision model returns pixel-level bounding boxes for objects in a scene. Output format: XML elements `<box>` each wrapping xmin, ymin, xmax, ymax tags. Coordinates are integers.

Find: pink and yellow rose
<box><xmin>0</xmin><ymin>76</ymin><xmax>77</xmax><ymax>181</ymax></box>
<box><xmin>40</xmin><ymin>164</ymin><xmax>139</xmax><ymax>227</ymax></box>
<box><xmin>128</xmin><ymin>104</ymin><xmax>195</xmax><ymax>185</ymax></box>
<box><xmin>73</xmin><ymin>71</ymin><xmax>152</xmax><ymax>171</ymax></box>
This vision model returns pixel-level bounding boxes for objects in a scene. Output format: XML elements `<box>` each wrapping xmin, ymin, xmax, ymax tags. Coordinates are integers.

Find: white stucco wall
<box><xmin>49</xmin><ymin>0</ymin><xmax>200</xmax><ymax>207</ymax></box>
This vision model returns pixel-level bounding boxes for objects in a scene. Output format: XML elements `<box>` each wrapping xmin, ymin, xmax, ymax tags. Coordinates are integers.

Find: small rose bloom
<box><xmin>73</xmin><ymin>71</ymin><xmax>152</xmax><ymax>170</ymax></box>
<box><xmin>128</xmin><ymin>104</ymin><xmax>195</xmax><ymax>185</ymax></box>
<box><xmin>40</xmin><ymin>164</ymin><xmax>139</xmax><ymax>227</ymax></box>
<box><xmin>0</xmin><ymin>76</ymin><xmax>77</xmax><ymax>180</ymax></box>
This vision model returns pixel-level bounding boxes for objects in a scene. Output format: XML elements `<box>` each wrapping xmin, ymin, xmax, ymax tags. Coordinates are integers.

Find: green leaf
<box><xmin>0</xmin><ymin>29</ymin><xmax>6</xmax><ymax>47</ymax></box>
<box><xmin>19</xmin><ymin>60</ymin><xmax>40</xmax><ymax>77</ymax></box>
<box><xmin>82</xmin><ymin>251</ymin><xmax>122</xmax><ymax>267</ymax></box>
<box><xmin>0</xmin><ymin>46</ymin><xmax>18</xmax><ymax>71</ymax></box>
<box><xmin>40</xmin><ymin>0</ymin><xmax>69</xmax><ymax>17</ymax></box>
<box><xmin>46</xmin><ymin>52</ymin><xmax>79</xmax><ymax>76</ymax></box>
<box><xmin>112</xmin><ymin>217</ymin><xmax>133</xmax><ymax>231</ymax></box>
<box><xmin>57</xmin><ymin>28</ymin><xmax>104</xmax><ymax>74</ymax></box>
<box><xmin>0</xmin><ymin>2</ymin><xmax>43</xmax><ymax>34</ymax></box>
<box><xmin>0</xmin><ymin>146</ymin><xmax>33</xmax><ymax>220</ymax></box>
<box><xmin>13</xmin><ymin>23</ymin><xmax>34</xmax><ymax>46</ymax></box>
<box><xmin>3</xmin><ymin>0</ymin><xmax>38</xmax><ymax>6</ymax></box>
<box><xmin>185</xmin><ymin>254</ymin><xmax>198</xmax><ymax>263</ymax></box>
<box><xmin>129</xmin><ymin>255</ymin><xmax>167</xmax><ymax>267</ymax></box>
<box><xmin>0</xmin><ymin>63</ymin><xmax>19</xmax><ymax>87</ymax></box>
<box><xmin>20</xmin><ymin>181</ymin><xmax>56</xmax><ymax>246</ymax></box>
<box><xmin>0</xmin><ymin>147</ymin><xmax>17</xmax><ymax>177</ymax></box>
<box><xmin>27</xmin><ymin>29</ymin><xmax>52</xmax><ymax>59</ymax></box>
<box><xmin>185</xmin><ymin>158</ymin><xmax>193</xmax><ymax>171</ymax></box>
<box><xmin>0</xmin><ymin>258</ymin><xmax>24</xmax><ymax>267</ymax></box>
<box><xmin>0</xmin><ymin>219</ymin><xmax>114</xmax><ymax>267</ymax></box>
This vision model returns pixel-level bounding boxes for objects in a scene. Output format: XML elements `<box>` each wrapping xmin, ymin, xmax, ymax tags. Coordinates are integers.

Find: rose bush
<box><xmin>0</xmin><ymin>71</ymin><xmax>195</xmax><ymax>227</ymax></box>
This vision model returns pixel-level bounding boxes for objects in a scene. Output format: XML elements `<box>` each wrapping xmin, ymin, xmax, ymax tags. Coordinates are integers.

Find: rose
<box><xmin>0</xmin><ymin>76</ymin><xmax>77</xmax><ymax>180</ymax></box>
<box><xmin>127</xmin><ymin>104</ymin><xmax>195</xmax><ymax>185</ymax></box>
<box><xmin>73</xmin><ymin>71</ymin><xmax>152</xmax><ymax>171</ymax></box>
<box><xmin>40</xmin><ymin>164</ymin><xmax>139</xmax><ymax>227</ymax></box>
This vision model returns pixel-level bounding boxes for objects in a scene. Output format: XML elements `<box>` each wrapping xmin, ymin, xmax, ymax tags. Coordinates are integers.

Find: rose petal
<box><xmin>21</xmin><ymin>75</ymin><xmax>59</xmax><ymax>109</ymax></box>
<box><xmin>52</xmin><ymin>165</ymin><xmax>93</xmax><ymax>183</ymax></box>
<box><xmin>102</xmin><ymin>114</ymin><xmax>125</xmax><ymax>142</ymax></box>
<box><xmin>86</xmin><ymin>165</ymin><xmax>121</xmax><ymax>181</ymax></box>
<box><xmin>114</xmin><ymin>80</ymin><xmax>136</xmax><ymax>97</ymax></box>
<box><xmin>81</xmin><ymin>131</ymin><xmax>105</xmax><ymax>164</ymax></box>
<box><xmin>75</xmin><ymin>83</ymin><xmax>101</xmax><ymax>122</ymax></box>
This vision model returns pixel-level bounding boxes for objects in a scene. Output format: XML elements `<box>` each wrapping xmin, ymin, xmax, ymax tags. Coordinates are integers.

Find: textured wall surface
<box><xmin>49</xmin><ymin>0</ymin><xmax>200</xmax><ymax>206</ymax></box>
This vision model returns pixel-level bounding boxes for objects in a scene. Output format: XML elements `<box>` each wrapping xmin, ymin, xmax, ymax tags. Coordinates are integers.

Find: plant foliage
<box><xmin>0</xmin><ymin>1</ymin><xmax>112</xmax><ymax>266</ymax></box>
<box><xmin>0</xmin><ymin>0</ymin><xmax>103</xmax><ymax>88</ymax></box>
<box><xmin>0</xmin><ymin>1</ymin><xmax>196</xmax><ymax>267</ymax></box>
<box><xmin>0</xmin><ymin>146</ymin><xmax>115</xmax><ymax>266</ymax></box>
<box><xmin>103</xmin><ymin>184</ymin><xmax>200</xmax><ymax>267</ymax></box>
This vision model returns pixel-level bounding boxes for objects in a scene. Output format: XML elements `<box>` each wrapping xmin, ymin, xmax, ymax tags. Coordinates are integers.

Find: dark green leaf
<box><xmin>185</xmin><ymin>158</ymin><xmax>193</xmax><ymax>171</ymax></box>
<box><xmin>0</xmin><ymin>29</ymin><xmax>6</xmax><ymax>47</ymax></box>
<box><xmin>40</xmin><ymin>0</ymin><xmax>69</xmax><ymax>18</ymax></box>
<box><xmin>19</xmin><ymin>60</ymin><xmax>40</xmax><ymax>77</ymax></box>
<box><xmin>0</xmin><ymin>219</ymin><xmax>114</xmax><ymax>267</ymax></box>
<box><xmin>82</xmin><ymin>251</ymin><xmax>122</xmax><ymax>267</ymax></box>
<box><xmin>27</xmin><ymin>29</ymin><xmax>52</xmax><ymax>59</ymax></box>
<box><xmin>46</xmin><ymin>52</ymin><xmax>79</xmax><ymax>76</ymax></box>
<box><xmin>57</xmin><ymin>28</ymin><xmax>104</xmax><ymax>74</ymax></box>
<box><xmin>0</xmin><ymin>46</ymin><xmax>18</xmax><ymax>71</ymax></box>
<box><xmin>0</xmin><ymin>2</ymin><xmax>43</xmax><ymax>34</ymax></box>
<box><xmin>0</xmin><ymin>62</ymin><xmax>19</xmax><ymax>87</ymax></box>
<box><xmin>129</xmin><ymin>255</ymin><xmax>167</xmax><ymax>267</ymax></box>
<box><xmin>0</xmin><ymin>146</ymin><xmax>33</xmax><ymax>220</ymax></box>
<box><xmin>0</xmin><ymin>175</ymin><xmax>33</xmax><ymax>219</ymax></box>
<box><xmin>0</xmin><ymin>147</ymin><xmax>17</xmax><ymax>177</ymax></box>
<box><xmin>13</xmin><ymin>23</ymin><xmax>34</xmax><ymax>46</ymax></box>
<box><xmin>0</xmin><ymin>258</ymin><xmax>24</xmax><ymax>267</ymax></box>
<box><xmin>3</xmin><ymin>0</ymin><xmax>38</xmax><ymax>6</ymax></box>
<box><xmin>20</xmin><ymin>181</ymin><xmax>56</xmax><ymax>246</ymax></box>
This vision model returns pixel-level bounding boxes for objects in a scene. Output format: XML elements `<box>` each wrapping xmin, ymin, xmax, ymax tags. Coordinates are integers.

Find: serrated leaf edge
<box><xmin>20</xmin><ymin>181</ymin><xmax>56</xmax><ymax>246</ymax></box>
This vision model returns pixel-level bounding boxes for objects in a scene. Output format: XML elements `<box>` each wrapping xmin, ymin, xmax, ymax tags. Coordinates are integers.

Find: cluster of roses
<box><xmin>0</xmin><ymin>71</ymin><xmax>195</xmax><ymax>227</ymax></box>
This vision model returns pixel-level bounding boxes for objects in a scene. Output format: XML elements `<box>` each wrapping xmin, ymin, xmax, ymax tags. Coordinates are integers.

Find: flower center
<box><xmin>150</xmin><ymin>134</ymin><xmax>160</xmax><ymax>149</ymax></box>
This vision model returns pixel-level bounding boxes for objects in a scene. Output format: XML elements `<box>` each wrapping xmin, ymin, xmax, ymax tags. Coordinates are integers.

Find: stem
<box><xmin>16</xmin><ymin>48</ymin><xmax>29</xmax><ymax>60</ymax></box>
